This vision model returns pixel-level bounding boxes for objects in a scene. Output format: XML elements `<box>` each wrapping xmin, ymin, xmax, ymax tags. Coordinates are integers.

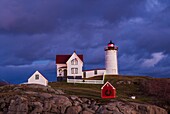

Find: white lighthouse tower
<box><xmin>105</xmin><ymin>41</ymin><xmax>118</xmax><ymax>75</ymax></box>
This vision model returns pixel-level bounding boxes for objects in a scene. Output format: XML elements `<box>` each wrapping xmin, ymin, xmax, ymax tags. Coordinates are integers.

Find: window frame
<box><xmin>75</xmin><ymin>58</ymin><xmax>78</xmax><ymax>65</ymax></box>
<box><xmin>75</xmin><ymin>68</ymin><xmax>78</xmax><ymax>74</ymax></box>
<box><xmin>71</xmin><ymin>59</ymin><xmax>74</xmax><ymax>65</ymax></box>
<box><xmin>71</xmin><ymin>68</ymin><xmax>74</xmax><ymax>74</ymax></box>
<box><xmin>71</xmin><ymin>68</ymin><xmax>78</xmax><ymax>74</ymax></box>
<box><xmin>71</xmin><ymin>58</ymin><xmax>78</xmax><ymax>65</ymax></box>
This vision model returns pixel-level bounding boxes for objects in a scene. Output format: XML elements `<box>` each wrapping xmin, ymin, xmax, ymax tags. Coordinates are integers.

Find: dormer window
<box><xmin>71</xmin><ymin>58</ymin><xmax>78</xmax><ymax>65</ymax></box>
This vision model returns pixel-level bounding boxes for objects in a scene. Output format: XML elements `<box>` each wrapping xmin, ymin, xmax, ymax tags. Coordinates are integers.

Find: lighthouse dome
<box><xmin>108</xmin><ymin>41</ymin><xmax>114</xmax><ymax>47</ymax></box>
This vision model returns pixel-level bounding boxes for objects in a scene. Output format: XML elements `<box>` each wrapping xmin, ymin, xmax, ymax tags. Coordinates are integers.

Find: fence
<box><xmin>67</xmin><ymin>79</ymin><xmax>104</xmax><ymax>84</ymax></box>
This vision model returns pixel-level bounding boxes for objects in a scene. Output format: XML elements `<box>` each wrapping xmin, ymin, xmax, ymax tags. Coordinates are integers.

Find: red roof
<box><xmin>56</xmin><ymin>55</ymin><xmax>83</xmax><ymax>64</ymax></box>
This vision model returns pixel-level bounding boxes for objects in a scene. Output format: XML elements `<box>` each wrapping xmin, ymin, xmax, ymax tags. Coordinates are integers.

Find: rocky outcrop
<box><xmin>0</xmin><ymin>84</ymin><xmax>168</xmax><ymax>114</ymax></box>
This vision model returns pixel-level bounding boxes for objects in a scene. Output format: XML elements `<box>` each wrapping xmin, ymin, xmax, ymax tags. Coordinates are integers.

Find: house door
<box><xmin>64</xmin><ymin>69</ymin><xmax>67</xmax><ymax>77</ymax></box>
<box><xmin>83</xmin><ymin>72</ymin><xmax>86</xmax><ymax>78</ymax></box>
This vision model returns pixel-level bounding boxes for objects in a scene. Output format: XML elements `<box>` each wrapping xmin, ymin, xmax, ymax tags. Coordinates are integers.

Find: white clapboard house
<box><xmin>56</xmin><ymin>51</ymin><xmax>83</xmax><ymax>81</ymax></box>
<box><xmin>56</xmin><ymin>41</ymin><xmax>118</xmax><ymax>84</ymax></box>
<box><xmin>28</xmin><ymin>71</ymin><xmax>48</xmax><ymax>86</ymax></box>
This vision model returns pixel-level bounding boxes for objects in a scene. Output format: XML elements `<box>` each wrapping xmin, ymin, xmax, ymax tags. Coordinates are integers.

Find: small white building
<box><xmin>83</xmin><ymin>69</ymin><xmax>105</xmax><ymax>78</ymax></box>
<box><xmin>28</xmin><ymin>71</ymin><xmax>48</xmax><ymax>86</ymax></box>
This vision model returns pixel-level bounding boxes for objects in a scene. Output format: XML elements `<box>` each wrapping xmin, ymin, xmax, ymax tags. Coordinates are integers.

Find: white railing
<box><xmin>67</xmin><ymin>79</ymin><xmax>104</xmax><ymax>84</ymax></box>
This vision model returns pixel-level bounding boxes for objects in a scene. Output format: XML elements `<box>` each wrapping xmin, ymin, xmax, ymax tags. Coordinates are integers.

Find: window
<box><xmin>75</xmin><ymin>58</ymin><xmax>78</xmax><ymax>65</ymax></box>
<box><xmin>35</xmin><ymin>74</ymin><xmax>39</xmax><ymax>80</ymax></box>
<box><xmin>94</xmin><ymin>70</ymin><xmax>97</xmax><ymax>75</ymax></box>
<box><xmin>71</xmin><ymin>68</ymin><xmax>78</xmax><ymax>74</ymax></box>
<box><xmin>71</xmin><ymin>68</ymin><xmax>74</xmax><ymax>74</ymax></box>
<box><xmin>75</xmin><ymin>68</ymin><xmax>78</xmax><ymax>74</ymax></box>
<box><xmin>71</xmin><ymin>59</ymin><xmax>74</xmax><ymax>65</ymax></box>
<box><xmin>71</xmin><ymin>58</ymin><xmax>78</xmax><ymax>65</ymax></box>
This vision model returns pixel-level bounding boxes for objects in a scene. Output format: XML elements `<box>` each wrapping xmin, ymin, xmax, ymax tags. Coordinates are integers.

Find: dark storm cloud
<box><xmin>0</xmin><ymin>0</ymin><xmax>146</xmax><ymax>34</ymax></box>
<box><xmin>0</xmin><ymin>0</ymin><xmax>62</xmax><ymax>34</ymax></box>
<box><xmin>0</xmin><ymin>0</ymin><xmax>170</xmax><ymax>83</ymax></box>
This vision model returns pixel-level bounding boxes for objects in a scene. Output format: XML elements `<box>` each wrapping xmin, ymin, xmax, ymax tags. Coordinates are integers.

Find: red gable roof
<box><xmin>56</xmin><ymin>55</ymin><xmax>83</xmax><ymax>64</ymax></box>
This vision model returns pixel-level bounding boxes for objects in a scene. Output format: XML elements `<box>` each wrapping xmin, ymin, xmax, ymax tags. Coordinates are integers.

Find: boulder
<box><xmin>80</xmin><ymin>110</ymin><xmax>94</xmax><ymax>114</ymax></box>
<box><xmin>8</xmin><ymin>96</ymin><xmax>28</xmax><ymax>114</ymax></box>
<box><xmin>29</xmin><ymin>102</ymin><xmax>43</xmax><ymax>114</ymax></box>
<box><xmin>66</xmin><ymin>106</ymin><xmax>82</xmax><ymax>114</ymax></box>
<box><xmin>53</xmin><ymin>95</ymin><xmax>72</xmax><ymax>113</ymax></box>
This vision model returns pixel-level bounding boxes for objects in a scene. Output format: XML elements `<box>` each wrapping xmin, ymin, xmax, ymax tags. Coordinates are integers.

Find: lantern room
<box><xmin>105</xmin><ymin>40</ymin><xmax>118</xmax><ymax>51</ymax></box>
<box><xmin>108</xmin><ymin>40</ymin><xmax>114</xmax><ymax>47</ymax></box>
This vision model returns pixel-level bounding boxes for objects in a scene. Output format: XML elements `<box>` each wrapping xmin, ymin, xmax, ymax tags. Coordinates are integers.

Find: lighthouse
<box><xmin>105</xmin><ymin>41</ymin><xmax>118</xmax><ymax>75</ymax></box>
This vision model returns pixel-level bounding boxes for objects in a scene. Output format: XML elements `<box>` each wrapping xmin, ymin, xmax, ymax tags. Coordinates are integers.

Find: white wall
<box><xmin>28</xmin><ymin>71</ymin><xmax>48</xmax><ymax>86</ymax></box>
<box><xmin>67</xmin><ymin>53</ymin><xmax>83</xmax><ymax>77</ymax></box>
<box><xmin>105</xmin><ymin>50</ymin><xmax>118</xmax><ymax>75</ymax></box>
<box><xmin>83</xmin><ymin>70</ymin><xmax>105</xmax><ymax>78</ymax></box>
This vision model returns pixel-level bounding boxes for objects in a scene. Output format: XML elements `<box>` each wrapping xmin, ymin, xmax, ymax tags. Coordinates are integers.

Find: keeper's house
<box><xmin>56</xmin><ymin>52</ymin><xmax>83</xmax><ymax>81</ymax></box>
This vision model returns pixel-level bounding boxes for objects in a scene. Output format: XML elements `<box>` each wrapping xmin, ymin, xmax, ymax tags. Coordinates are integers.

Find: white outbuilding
<box><xmin>28</xmin><ymin>71</ymin><xmax>48</xmax><ymax>86</ymax></box>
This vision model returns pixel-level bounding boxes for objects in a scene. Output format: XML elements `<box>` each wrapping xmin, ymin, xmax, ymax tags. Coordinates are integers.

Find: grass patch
<box><xmin>49</xmin><ymin>75</ymin><xmax>155</xmax><ymax>104</ymax></box>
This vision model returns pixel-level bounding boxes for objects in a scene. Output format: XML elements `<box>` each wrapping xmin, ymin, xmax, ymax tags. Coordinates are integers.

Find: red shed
<box><xmin>101</xmin><ymin>81</ymin><xmax>116</xmax><ymax>99</ymax></box>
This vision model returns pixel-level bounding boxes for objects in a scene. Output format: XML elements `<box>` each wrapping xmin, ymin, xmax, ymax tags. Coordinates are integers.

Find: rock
<box><xmin>0</xmin><ymin>84</ymin><xmax>168</xmax><ymax>114</ymax></box>
<box><xmin>87</xmin><ymin>99</ymin><xmax>91</xmax><ymax>105</ymax></box>
<box><xmin>53</xmin><ymin>95</ymin><xmax>72</xmax><ymax>113</ymax></box>
<box><xmin>80</xmin><ymin>110</ymin><xmax>94</xmax><ymax>114</ymax></box>
<box><xmin>106</xmin><ymin>105</ymin><xmax>119</xmax><ymax>112</ymax></box>
<box><xmin>51</xmin><ymin>104</ymin><xmax>60</xmax><ymax>113</ymax></box>
<box><xmin>24</xmin><ymin>91</ymin><xmax>38</xmax><ymax>96</ymax></box>
<box><xmin>43</xmin><ymin>101</ymin><xmax>52</xmax><ymax>112</ymax></box>
<box><xmin>70</xmin><ymin>95</ymin><xmax>78</xmax><ymax>100</ymax></box>
<box><xmin>39</xmin><ymin>92</ymin><xmax>52</xmax><ymax>99</ymax></box>
<box><xmin>131</xmin><ymin>102</ymin><xmax>168</xmax><ymax>114</ymax></box>
<box><xmin>77</xmin><ymin>97</ymin><xmax>83</xmax><ymax>103</ymax></box>
<box><xmin>8</xmin><ymin>96</ymin><xmax>28</xmax><ymax>114</ymax></box>
<box><xmin>30</xmin><ymin>102</ymin><xmax>43</xmax><ymax>114</ymax></box>
<box><xmin>81</xmin><ymin>103</ymin><xmax>89</xmax><ymax>109</ymax></box>
<box><xmin>1</xmin><ymin>102</ymin><xmax>6</xmax><ymax>109</ymax></box>
<box><xmin>84</xmin><ymin>108</ymin><xmax>95</xmax><ymax>114</ymax></box>
<box><xmin>96</xmin><ymin>106</ymin><xmax>106</xmax><ymax>113</ymax></box>
<box><xmin>66</xmin><ymin>106</ymin><xmax>82</xmax><ymax>114</ymax></box>
<box><xmin>55</xmin><ymin>89</ymin><xmax>65</xmax><ymax>94</ymax></box>
<box><xmin>115</xmin><ymin>101</ymin><xmax>135</xmax><ymax>114</ymax></box>
<box><xmin>98</xmin><ymin>109</ymin><xmax>113</xmax><ymax>114</ymax></box>
<box><xmin>73</xmin><ymin>101</ymin><xmax>80</xmax><ymax>106</ymax></box>
<box><xmin>81</xmin><ymin>98</ymin><xmax>89</xmax><ymax>103</ymax></box>
<box><xmin>91</xmin><ymin>100</ymin><xmax>96</xmax><ymax>105</ymax></box>
<box><xmin>90</xmin><ymin>104</ymin><xmax>99</xmax><ymax>111</ymax></box>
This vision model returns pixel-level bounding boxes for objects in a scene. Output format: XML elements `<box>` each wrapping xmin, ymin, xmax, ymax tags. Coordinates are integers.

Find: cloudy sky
<box><xmin>0</xmin><ymin>0</ymin><xmax>170</xmax><ymax>84</ymax></box>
